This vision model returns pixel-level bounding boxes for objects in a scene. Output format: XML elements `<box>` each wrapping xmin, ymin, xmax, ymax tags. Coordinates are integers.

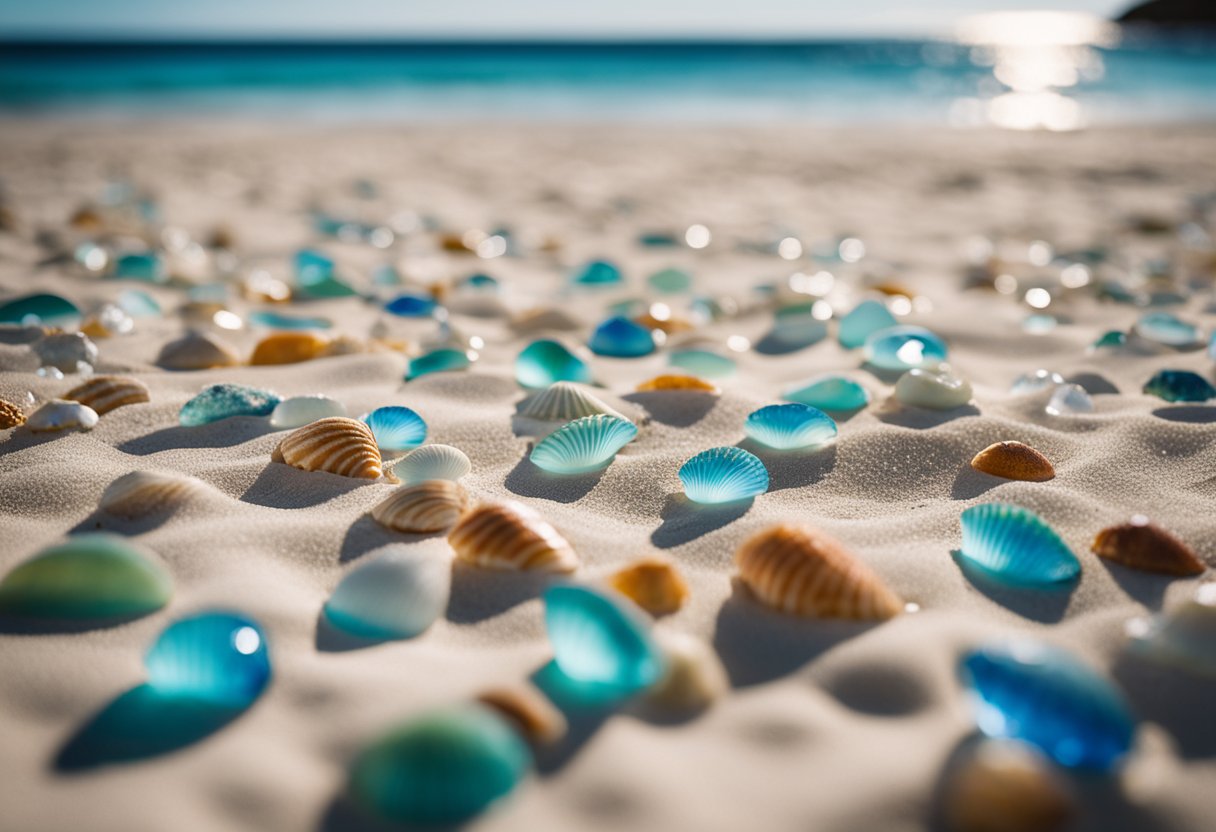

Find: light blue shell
<box><xmin>515</xmin><ymin>339</ymin><xmax>592</xmax><ymax>389</ymax></box>
<box><xmin>392</xmin><ymin>444</ymin><xmax>471</xmax><ymax>484</ymax></box>
<box><xmin>588</xmin><ymin>316</ymin><xmax>656</xmax><ymax>358</ymax></box>
<box><xmin>744</xmin><ymin>403</ymin><xmax>838</xmax><ymax>450</ymax></box>
<box><xmin>679</xmin><ymin>446</ymin><xmax>769</xmax><ymax>504</ymax></box>
<box><xmin>863</xmin><ymin>325</ymin><xmax>948</xmax><ymax>371</ymax></box>
<box><xmin>784</xmin><ymin>375</ymin><xmax>870</xmax><ymax>411</ymax></box>
<box><xmin>362</xmin><ymin>406</ymin><xmax>427</xmax><ymax>452</ymax></box>
<box><xmin>544</xmin><ymin>584</ymin><xmax>665</xmax><ymax>696</ymax></box>
<box><xmin>958</xmin><ymin>503</ymin><xmax>1080</xmax><ymax>585</ymax></box>
<box><xmin>960</xmin><ymin>640</ymin><xmax>1135</xmax><ymax>771</ymax></box>
<box><xmin>407</xmin><ymin>348</ymin><xmax>470</xmax><ymax>381</ymax></box>
<box><xmin>530</xmin><ymin>414</ymin><xmax>638</xmax><ymax>474</ymax></box>
<box><xmin>668</xmin><ymin>349</ymin><xmax>736</xmax><ymax>378</ymax></box>
<box><xmin>837</xmin><ymin>299</ymin><xmax>898</xmax><ymax>349</ymax></box>
<box><xmin>145</xmin><ymin>611</ymin><xmax>271</xmax><ymax>707</ymax></box>
<box><xmin>179</xmin><ymin>383</ymin><xmax>281</xmax><ymax>427</ymax></box>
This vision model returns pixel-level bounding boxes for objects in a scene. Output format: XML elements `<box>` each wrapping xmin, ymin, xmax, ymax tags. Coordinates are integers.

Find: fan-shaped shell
<box><xmin>250</xmin><ymin>331</ymin><xmax>330</xmax><ymax>365</ymax></box>
<box><xmin>529</xmin><ymin>414</ymin><xmax>638</xmax><ymax>474</ymax></box>
<box><xmin>958</xmin><ymin>503</ymin><xmax>1080</xmax><ymax>585</ymax></box>
<box><xmin>970</xmin><ymin>441</ymin><xmax>1055</xmax><ymax>482</ymax></box>
<box><xmin>362</xmin><ymin>405</ymin><xmax>427</xmax><ymax>452</ymax></box>
<box><xmin>678</xmin><ymin>446</ymin><xmax>768</xmax><ymax>504</ymax></box>
<box><xmin>392</xmin><ymin>444</ymin><xmax>471</xmax><ymax>485</ymax></box>
<box><xmin>0</xmin><ymin>398</ymin><xmax>25</xmax><ymax>429</ymax></box>
<box><xmin>26</xmin><ymin>399</ymin><xmax>98</xmax><ymax>432</ymax></box>
<box><xmin>1092</xmin><ymin>516</ymin><xmax>1204</xmax><ymax>576</ymax></box>
<box><xmin>744</xmin><ymin>403</ymin><xmax>838</xmax><ymax>450</ymax></box>
<box><xmin>100</xmin><ymin>470</ymin><xmax>213</xmax><ymax>519</ymax></box>
<box><xmin>448</xmin><ymin>501</ymin><xmax>578</xmax><ymax>573</ymax></box>
<box><xmin>65</xmin><ymin>374</ymin><xmax>150</xmax><ymax>415</ymax></box>
<box><xmin>518</xmin><ymin>381</ymin><xmax>625</xmax><ymax>422</ymax></box>
<box><xmin>735</xmin><ymin>524</ymin><xmax>903</xmax><ymax>620</ymax></box>
<box><xmin>943</xmin><ymin>739</ymin><xmax>1077</xmax><ymax>832</ymax></box>
<box><xmin>371</xmin><ymin>480</ymin><xmax>470</xmax><ymax>534</ymax></box>
<box><xmin>157</xmin><ymin>331</ymin><xmax>241</xmax><ymax>370</ymax></box>
<box><xmin>607</xmin><ymin>557</ymin><xmax>690</xmax><ymax>616</ymax></box>
<box><xmin>273</xmin><ymin>417</ymin><xmax>383</xmax><ymax>479</ymax></box>
<box><xmin>476</xmin><ymin>684</ymin><xmax>568</xmax><ymax>746</ymax></box>
<box><xmin>635</xmin><ymin>374</ymin><xmax>718</xmax><ymax>393</ymax></box>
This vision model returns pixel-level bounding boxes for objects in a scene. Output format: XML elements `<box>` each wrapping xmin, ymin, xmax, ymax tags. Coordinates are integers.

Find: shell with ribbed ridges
<box><xmin>272</xmin><ymin>417</ymin><xmax>384</xmax><ymax>479</ymax></box>
<box><xmin>448</xmin><ymin>501</ymin><xmax>578</xmax><ymax>573</ymax></box>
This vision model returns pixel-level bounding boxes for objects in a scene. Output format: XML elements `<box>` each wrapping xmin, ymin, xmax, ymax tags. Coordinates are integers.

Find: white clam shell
<box><xmin>391</xmin><ymin>444</ymin><xmax>472</xmax><ymax>485</ymax></box>
<box><xmin>26</xmin><ymin>399</ymin><xmax>99</xmax><ymax>432</ymax></box>
<box><xmin>518</xmin><ymin>381</ymin><xmax>625</xmax><ymax>423</ymax></box>
<box><xmin>894</xmin><ymin>365</ymin><xmax>972</xmax><ymax>410</ymax></box>
<box><xmin>324</xmin><ymin>544</ymin><xmax>451</xmax><ymax>639</ymax></box>
<box><xmin>269</xmin><ymin>394</ymin><xmax>347</xmax><ymax>429</ymax></box>
<box><xmin>100</xmin><ymin>470</ymin><xmax>216</xmax><ymax>518</ymax></box>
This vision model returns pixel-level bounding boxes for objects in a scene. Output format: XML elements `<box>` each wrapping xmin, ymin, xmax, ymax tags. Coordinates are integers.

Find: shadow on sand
<box><xmin>650</xmin><ymin>493</ymin><xmax>753</xmax><ymax>549</ymax></box>
<box><xmin>621</xmin><ymin>391</ymin><xmax>717</xmax><ymax>428</ymax></box>
<box><xmin>951</xmin><ymin>552</ymin><xmax>1076</xmax><ymax>623</ymax></box>
<box><xmin>737</xmin><ymin>439</ymin><xmax>836</xmax><ymax>493</ymax></box>
<box><xmin>504</xmin><ymin>456</ymin><xmax>604</xmax><ymax>504</ymax></box>
<box><xmin>117</xmin><ymin>417</ymin><xmax>278</xmax><ymax>456</ymax></box>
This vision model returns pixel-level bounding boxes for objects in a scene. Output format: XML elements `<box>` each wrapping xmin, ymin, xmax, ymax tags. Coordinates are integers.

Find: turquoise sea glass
<box><xmin>838</xmin><ymin>299</ymin><xmax>898</xmax><ymax>349</ymax></box>
<box><xmin>668</xmin><ymin>349</ymin><xmax>735</xmax><ymax>378</ymax></box>
<box><xmin>571</xmin><ymin>260</ymin><xmax>623</xmax><ymax>287</ymax></box>
<box><xmin>588</xmin><ymin>316</ymin><xmax>655</xmax><ymax>358</ymax></box>
<box><xmin>113</xmin><ymin>252</ymin><xmax>165</xmax><ymax>282</ymax></box>
<box><xmin>117</xmin><ymin>289</ymin><xmax>162</xmax><ymax>318</ymax></box>
<box><xmin>325</xmin><ymin>546</ymin><xmax>450</xmax><ymax>640</ymax></box>
<box><xmin>1142</xmin><ymin>370</ymin><xmax>1216</xmax><ymax>403</ymax></box>
<box><xmin>958</xmin><ymin>503</ymin><xmax>1080</xmax><ymax>586</ymax></box>
<box><xmin>459</xmin><ymin>273</ymin><xmax>499</xmax><ymax>293</ymax></box>
<box><xmin>744</xmin><ymin>403</ymin><xmax>838</xmax><ymax>450</ymax></box>
<box><xmin>385</xmin><ymin>292</ymin><xmax>439</xmax><ymax>318</ymax></box>
<box><xmin>1134</xmin><ymin>311</ymin><xmax>1202</xmax><ymax>347</ymax></box>
<box><xmin>362</xmin><ymin>406</ymin><xmax>427</xmax><ymax>452</ymax></box>
<box><xmin>863</xmin><ymin>325</ymin><xmax>948</xmax><ymax>371</ymax></box>
<box><xmin>145</xmin><ymin>611</ymin><xmax>271</xmax><ymax>707</ymax></box>
<box><xmin>544</xmin><ymin>584</ymin><xmax>664</xmax><ymax>696</ymax></box>
<box><xmin>1091</xmin><ymin>330</ymin><xmax>1126</xmax><ymax>350</ymax></box>
<box><xmin>960</xmin><ymin>640</ymin><xmax>1135</xmax><ymax>771</ymax></box>
<box><xmin>0</xmin><ymin>293</ymin><xmax>81</xmax><ymax>327</ymax></box>
<box><xmin>179</xmin><ymin>383</ymin><xmax>282</xmax><ymax>427</ymax></box>
<box><xmin>530</xmin><ymin>414</ymin><xmax>638</xmax><ymax>474</ymax></box>
<box><xmin>767</xmin><ymin>305</ymin><xmax>828</xmax><ymax>350</ymax></box>
<box><xmin>407</xmin><ymin>348</ymin><xmax>471</xmax><ymax>381</ymax></box>
<box><xmin>294</xmin><ymin>248</ymin><xmax>356</xmax><ymax>298</ymax></box>
<box><xmin>679</xmin><ymin>446</ymin><xmax>769</xmax><ymax>504</ymax></box>
<box><xmin>784</xmin><ymin>375</ymin><xmax>870</xmax><ymax>411</ymax></box>
<box><xmin>392</xmin><ymin>444</ymin><xmax>471</xmax><ymax>484</ymax></box>
<box><xmin>515</xmin><ymin>339</ymin><xmax>592</xmax><ymax>388</ymax></box>
<box><xmin>647</xmin><ymin>267</ymin><xmax>692</xmax><ymax>294</ymax></box>
<box><xmin>248</xmin><ymin>310</ymin><xmax>332</xmax><ymax>330</ymax></box>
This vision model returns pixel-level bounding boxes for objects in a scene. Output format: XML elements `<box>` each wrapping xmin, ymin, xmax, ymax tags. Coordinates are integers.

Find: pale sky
<box><xmin>1</xmin><ymin>0</ymin><xmax>1133</xmax><ymax>39</ymax></box>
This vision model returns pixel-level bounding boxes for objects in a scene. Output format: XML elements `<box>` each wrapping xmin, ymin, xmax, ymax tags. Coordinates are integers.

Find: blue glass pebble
<box><xmin>745</xmin><ymin>403</ymin><xmax>838</xmax><ymax>450</ymax></box>
<box><xmin>179</xmin><ymin>383</ymin><xmax>282</xmax><ymax>427</ymax></box>
<box><xmin>784</xmin><ymin>375</ymin><xmax>869</xmax><ymax>411</ymax></box>
<box><xmin>1133</xmin><ymin>311</ymin><xmax>1202</xmax><ymax>347</ymax></box>
<box><xmin>679</xmin><ymin>447</ymin><xmax>769</xmax><ymax>504</ymax></box>
<box><xmin>837</xmin><ymin>299</ymin><xmax>898</xmax><ymax>349</ymax></box>
<box><xmin>958</xmin><ymin>503</ymin><xmax>1080</xmax><ymax>586</ymax></box>
<box><xmin>362</xmin><ymin>406</ymin><xmax>427</xmax><ymax>452</ymax></box>
<box><xmin>530</xmin><ymin>414</ymin><xmax>638</xmax><ymax>474</ymax></box>
<box><xmin>516</xmin><ymin>339</ymin><xmax>592</xmax><ymax>389</ymax></box>
<box><xmin>1142</xmin><ymin>370</ymin><xmax>1216</xmax><ymax>403</ymax></box>
<box><xmin>113</xmin><ymin>252</ymin><xmax>165</xmax><ymax>283</ymax></box>
<box><xmin>588</xmin><ymin>316</ymin><xmax>655</xmax><ymax>358</ymax></box>
<box><xmin>407</xmin><ymin>348</ymin><xmax>471</xmax><ymax>381</ymax></box>
<box><xmin>0</xmin><ymin>293</ymin><xmax>81</xmax><ymax>327</ymax></box>
<box><xmin>248</xmin><ymin>310</ymin><xmax>332</xmax><ymax>330</ymax></box>
<box><xmin>960</xmin><ymin>640</ymin><xmax>1135</xmax><ymax>771</ymax></box>
<box><xmin>145</xmin><ymin>611</ymin><xmax>271</xmax><ymax>707</ymax></box>
<box><xmin>668</xmin><ymin>349</ymin><xmax>735</xmax><ymax>378</ymax></box>
<box><xmin>459</xmin><ymin>273</ymin><xmax>499</xmax><ymax>293</ymax></box>
<box><xmin>570</xmin><ymin>260</ymin><xmax>623</xmax><ymax>287</ymax></box>
<box><xmin>863</xmin><ymin>325</ymin><xmax>948</xmax><ymax>371</ymax></box>
<box><xmin>385</xmin><ymin>292</ymin><xmax>439</xmax><ymax>318</ymax></box>
<box><xmin>544</xmin><ymin>584</ymin><xmax>664</xmax><ymax>697</ymax></box>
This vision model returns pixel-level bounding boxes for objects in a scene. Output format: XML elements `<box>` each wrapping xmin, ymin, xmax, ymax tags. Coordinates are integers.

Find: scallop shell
<box><xmin>371</xmin><ymin>480</ymin><xmax>470</xmax><ymax>534</ymax></box>
<box><xmin>1126</xmin><ymin>583</ymin><xmax>1216</xmax><ymax>676</ymax></box>
<box><xmin>324</xmin><ymin>544</ymin><xmax>451</xmax><ymax>639</ymax></box>
<box><xmin>100</xmin><ymin>470</ymin><xmax>212</xmax><ymax>519</ymax></box>
<box><xmin>529</xmin><ymin>413</ymin><xmax>638</xmax><ymax>474</ymax></box>
<box><xmin>735</xmin><ymin>524</ymin><xmax>903</xmax><ymax>620</ymax></box>
<box><xmin>391</xmin><ymin>444</ymin><xmax>471</xmax><ymax>485</ymax></box>
<box><xmin>543</xmin><ymin>584</ymin><xmax>665</xmax><ymax>695</ymax></box>
<box><xmin>518</xmin><ymin>381</ymin><xmax>625</xmax><ymax>422</ymax></box>
<box><xmin>943</xmin><ymin>739</ymin><xmax>1077</xmax><ymax>832</ymax></box>
<box><xmin>65</xmin><ymin>375</ymin><xmax>150</xmax><ymax>415</ymax></box>
<box><xmin>0</xmin><ymin>398</ymin><xmax>26</xmax><ymax>429</ymax></box>
<box><xmin>476</xmin><ymin>684</ymin><xmax>568</xmax><ymax>746</ymax></box>
<box><xmin>26</xmin><ymin>399</ymin><xmax>99</xmax><ymax>432</ymax></box>
<box><xmin>250</xmin><ymin>331</ymin><xmax>330</xmax><ymax>365</ymax></box>
<box><xmin>643</xmin><ymin>632</ymin><xmax>729</xmax><ymax>714</ymax></box>
<box><xmin>635</xmin><ymin>374</ymin><xmax>718</xmax><ymax>393</ymax></box>
<box><xmin>157</xmin><ymin>331</ymin><xmax>241</xmax><ymax>370</ymax></box>
<box><xmin>362</xmin><ymin>405</ymin><xmax>427</xmax><ymax>452</ymax></box>
<box><xmin>1092</xmin><ymin>516</ymin><xmax>1204</xmax><ymax>576</ymax></box>
<box><xmin>679</xmin><ymin>446</ymin><xmax>769</xmax><ymax>504</ymax></box>
<box><xmin>744</xmin><ymin>403</ymin><xmax>838</xmax><ymax>450</ymax></box>
<box><xmin>970</xmin><ymin>441</ymin><xmax>1055</xmax><ymax>482</ymax></box>
<box><xmin>607</xmin><ymin>557</ymin><xmax>690</xmax><ymax>616</ymax></box>
<box><xmin>448</xmin><ymin>501</ymin><xmax>578</xmax><ymax>573</ymax></box>
<box><xmin>959</xmin><ymin>503</ymin><xmax>1080</xmax><ymax>585</ymax></box>
<box><xmin>272</xmin><ymin>417</ymin><xmax>384</xmax><ymax>479</ymax></box>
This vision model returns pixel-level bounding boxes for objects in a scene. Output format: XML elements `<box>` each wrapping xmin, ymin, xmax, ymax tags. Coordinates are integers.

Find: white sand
<box><xmin>0</xmin><ymin>122</ymin><xmax>1215</xmax><ymax>831</ymax></box>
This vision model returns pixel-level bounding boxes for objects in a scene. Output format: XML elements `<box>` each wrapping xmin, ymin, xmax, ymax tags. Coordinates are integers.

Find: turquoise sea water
<box><xmin>0</xmin><ymin>37</ymin><xmax>1213</xmax><ymax>125</ymax></box>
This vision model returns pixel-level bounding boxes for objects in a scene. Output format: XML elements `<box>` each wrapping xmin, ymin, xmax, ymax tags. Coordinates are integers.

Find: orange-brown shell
<box><xmin>476</xmin><ymin>685</ymin><xmax>567</xmax><ymax>746</ymax></box>
<box><xmin>371</xmin><ymin>480</ymin><xmax>470</xmax><ymax>534</ymax></box>
<box><xmin>65</xmin><ymin>375</ymin><xmax>150</xmax><ymax>415</ymax></box>
<box><xmin>634</xmin><ymin>313</ymin><xmax>694</xmax><ymax>335</ymax></box>
<box><xmin>735</xmin><ymin>524</ymin><xmax>903</xmax><ymax>620</ymax></box>
<box><xmin>970</xmin><ymin>441</ymin><xmax>1055</xmax><ymax>482</ymax></box>
<box><xmin>0</xmin><ymin>398</ymin><xmax>25</xmax><ymax>430</ymax></box>
<box><xmin>608</xmin><ymin>557</ymin><xmax>690</xmax><ymax>616</ymax></box>
<box><xmin>250</xmin><ymin>332</ymin><xmax>330</xmax><ymax>366</ymax></box>
<box><xmin>1092</xmin><ymin>517</ymin><xmax>1205</xmax><ymax>576</ymax></box>
<box><xmin>448</xmin><ymin>501</ymin><xmax>578</xmax><ymax>573</ymax></box>
<box><xmin>635</xmin><ymin>374</ymin><xmax>718</xmax><ymax>393</ymax></box>
<box><xmin>273</xmin><ymin>417</ymin><xmax>383</xmax><ymax>479</ymax></box>
<box><xmin>944</xmin><ymin>740</ymin><xmax>1076</xmax><ymax>832</ymax></box>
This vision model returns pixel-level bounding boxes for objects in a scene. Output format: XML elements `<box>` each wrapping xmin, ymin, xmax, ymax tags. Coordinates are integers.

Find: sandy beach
<box><xmin>1</xmin><ymin>121</ymin><xmax>1215</xmax><ymax>832</ymax></box>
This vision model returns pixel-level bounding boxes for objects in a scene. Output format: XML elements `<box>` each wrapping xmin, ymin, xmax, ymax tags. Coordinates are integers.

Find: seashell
<box><xmin>838</xmin><ymin>298</ymin><xmax>898</xmax><ymax>350</ymax></box>
<box><xmin>863</xmin><ymin>325</ymin><xmax>948</xmax><ymax>371</ymax></box>
<box><xmin>179</xmin><ymin>383</ymin><xmax>281</xmax><ymax>427</ymax></box>
<box><xmin>269</xmin><ymin>394</ymin><xmax>346</xmax><ymax>429</ymax></box>
<box><xmin>543</xmin><ymin>584</ymin><xmax>665</xmax><ymax>695</ymax></box>
<box><xmin>64</xmin><ymin>375</ymin><xmax>150</xmax><ymax>415</ymax></box>
<box><xmin>895</xmin><ymin>365</ymin><xmax>973</xmax><ymax>410</ymax></box>
<box><xmin>34</xmin><ymin>331</ymin><xmax>98</xmax><ymax>372</ymax></box>
<box><xmin>361</xmin><ymin>405</ymin><xmax>427</xmax><ymax>452</ymax></box>
<box><xmin>1142</xmin><ymin>369</ymin><xmax>1216</xmax><ymax>403</ymax></box>
<box><xmin>0</xmin><ymin>292</ymin><xmax>81</xmax><ymax>327</ymax></box>
<box><xmin>26</xmin><ymin>399</ymin><xmax>99</xmax><ymax>432</ymax></box>
<box><xmin>735</xmin><ymin>524</ymin><xmax>903</xmax><ymax>620</ymax></box>
<box><xmin>273</xmin><ymin>417</ymin><xmax>384</xmax><ymax>479</ymax></box>
<box><xmin>249</xmin><ymin>331</ymin><xmax>330</xmax><ymax>365</ymax></box>
<box><xmin>510</xmin><ymin>307</ymin><xmax>583</xmax><ymax>333</ymax></box>
<box><xmin>324</xmin><ymin>544</ymin><xmax>451</xmax><ymax>639</ymax></box>
<box><xmin>744</xmin><ymin>403</ymin><xmax>838</xmax><ymax>450</ymax></box>
<box><xmin>679</xmin><ymin>446</ymin><xmax>768</xmax><ymax>504</ymax></box>
<box><xmin>588</xmin><ymin>316</ymin><xmax>656</xmax><ymax>358</ymax></box>
<box><xmin>784</xmin><ymin>375</ymin><xmax>869</xmax><ymax>411</ymax></box>
<box><xmin>100</xmin><ymin>470</ymin><xmax>212</xmax><ymax>518</ymax></box>
<box><xmin>515</xmin><ymin>339</ymin><xmax>592</xmax><ymax>389</ymax></box>
<box><xmin>570</xmin><ymin>259</ymin><xmax>623</xmax><ymax>287</ymax></box>
<box><xmin>643</xmin><ymin>632</ymin><xmax>729</xmax><ymax>714</ymax></box>
<box><xmin>518</xmin><ymin>381</ymin><xmax>625</xmax><ymax>422</ymax></box>
<box><xmin>1045</xmin><ymin>384</ymin><xmax>1093</xmax><ymax>416</ymax></box>
<box><xmin>943</xmin><ymin>739</ymin><xmax>1077</xmax><ymax>832</ymax></box>
<box><xmin>0</xmin><ymin>398</ymin><xmax>26</xmax><ymax>429</ymax></box>
<box><xmin>371</xmin><ymin>480</ymin><xmax>469</xmax><ymax>534</ymax></box>
<box><xmin>635</xmin><ymin>374</ymin><xmax>718</xmax><ymax>393</ymax></box>
<box><xmin>607</xmin><ymin>557</ymin><xmax>690</xmax><ymax>616</ymax></box>
<box><xmin>958</xmin><ymin>503</ymin><xmax>1080</xmax><ymax>585</ymax></box>
<box><xmin>0</xmin><ymin>534</ymin><xmax>171</xmax><ymax>622</ymax></box>
<box><xmin>1092</xmin><ymin>516</ymin><xmax>1204</xmax><ymax>576</ymax></box>
<box><xmin>157</xmin><ymin>331</ymin><xmax>241</xmax><ymax>370</ymax></box>
<box><xmin>348</xmin><ymin>704</ymin><xmax>530</xmax><ymax>825</ymax></box>
<box><xmin>449</xmin><ymin>501</ymin><xmax>578</xmax><ymax>573</ymax></box>
<box><xmin>634</xmin><ymin>311</ymin><xmax>692</xmax><ymax>334</ymax></box>
<box><xmin>145</xmin><ymin>611</ymin><xmax>270</xmax><ymax>707</ymax></box>
<box><xmin>1126</xmin><ymin>583</ymin><xmax>1216</xmax><ymax>677</ymax></box>
<box><xmin>970</xmin><ymin>441</ymin><xmax>1055</xmax><ymax>482</ymax></box>
<box><xmin>392</xmin><ymin>444</ymin><xmax>471</xmax><ymax>485</ymax></box>
<box><xmin>407</xmin><ymin>347</ymin><xmax>471</xmax><ymax>380</ymax></box>
<box><xmin>530</xmin><ymin>413</ymin><xmax>638</xmax><ymax>475</ymax></box>
<box><xmin>476</xmin><ymin>684</ymin><xmax>568</xmax><ymax>746</ymax></box>
<box><xmin>668</xmin><ymin>348</ymin><xmax>735</xmax><ymax>378</ymax></box>
<box><xmin>960</xmin><ymin>640</ymin><xmax>1135</xmax><ymax>771</ymax></box>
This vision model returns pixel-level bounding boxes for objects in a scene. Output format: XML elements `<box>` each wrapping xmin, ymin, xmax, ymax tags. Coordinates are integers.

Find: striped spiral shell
<box><xmin>65</xmin><ymin>375</ymin><xmax>150</xmax><ymax>415</ymax></box>
<box><xmin>100</xmin><ymin>470</ymin><xmax>212</xmax><ymax>519</ymax></box>
<box><xmin>272</xmin><ymin>417</ymin><xmax>383</xmax><ymax>479</ymax></box>
<box><xmin>371</xmin><ymin>480</ymin><xmax>470</xmax><ymax>534</ymax></box>
<box><xmin>448</xmin><ymin>501</ymin><xmax>578</xmax><ymax>573</ymax></box>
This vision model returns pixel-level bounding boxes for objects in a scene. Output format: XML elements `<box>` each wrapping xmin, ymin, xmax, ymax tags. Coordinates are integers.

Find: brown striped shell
<box><xmin>157</xmin><ymin>331</ymin><xmax>241</xmax><ymax>370</ymax></box>
<box><xmin>448</xmin><ymin>500</ymin><xmax>578</xmax><ymax>573</ymax></box>
<box><xmin>607</xmin><ymin>556</ymin><xmax>690</xmax><ymax>616</ymax></box>
<box><xmin>272</xmin><ymin>417</ymin><xmax>383</xmax><ymax>479</ymax></box>
<box><xmin>943</xmin><ymin>739</ymin><xmax>1076</xmax><ymax>832</ymax></box>
<box><xmin>65</xmin><ymin>375</ymin><xmax>150</xmax><ymax>415</ymax></box>
<box><xmin>0</xmin><ymin>398</ymin><xmax>25</xmax><ymax>430</ymax></box>
<box><xmin>1092</xmin><ymin>516</ymin><xmax>1205</xmax><ymax>576</ymax></box>
<box><xmin>100</xmin><ymin>470</ymin><xmax>211</xmax><ymax>519</ymax></box>
<box><xmin>970</xmin><ymin>441</ymin><xmax>1055</xmax><ymax>482</ymax></box>
<box><xmin>476</xmin><ymin>684</ymin><xmax>568</xmax><ymax>746</ymax></box>
<box><xmin>735</xmin><ymin>524</ymin><xmax>903</xmax><ymax>620</ymax></box>
<box><xmin>250</xmin><ymin>331</ymin><xmax>330</xmax><ymax>366</ymax></box>
<box><xmin>635</xmin><ymin>374</ymin><xmax>718</xmax><ymax>393</ymax></box>
<box><xmin>371</xmin><ymin>480</ymin><xmax>470</xmax><ymax>534</ymax></box>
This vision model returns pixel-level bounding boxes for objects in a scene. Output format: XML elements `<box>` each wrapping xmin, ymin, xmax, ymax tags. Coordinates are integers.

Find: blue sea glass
<box><xmin>679</xmin><ymin>447</ymin><xmax>769</xmax><ymax>504</ymax></box>
<box><xmin>407</xmin><ymin>348</ymin><xmax>471</xmax><ymax>381</ymax></box>
<box><xmin>458</xmin><ymin>273</ymin><xmax>499</xmax><ymax>293</ymax></box>
<box><xmin>294</xmin><ymin>249</ymin><xmax>356</xmax><ymax>298</ymax></box>
<box><xmin>530</xmin><ymin>414</ymin><xmax>638</xmax><ymax>474</ymax></box>
<box><xmin>647</xmin><ymin>267</ymin><xmax>692</xmax><ymax>294</ymax></box>
<box><xmin>349</xmin><ymin>704</ymin><xmax>530</xmax><ymax>825</ymax></box>
<box><xmin>362</xmin><ymin>406</ymin><xmax>427</xmax><ymax>452</ymax></box>
<box><xmin>544</xmin><ymin>584</ymin><xmax>664</xmax><ymax>696</ymax></box>
<box><xmin>179</xmin><ymin>383</ymin><xmax>282</xmax><ymax>427</ymax></box>
<box><xmin>863</xmin><ymin>326</ymin><xmax>948</xmax><ymax>371</ymax></box>
<box><xmin>145</xmin><ymin>611</ymin><xmax>271</xmax><ymax>707</ymax></box>
<box><xmin>571</xmin><ymin>260</ymin><xmax>623</xmax><ymax>287</ymax></box>
<box><xmin>116</xmin><ymin>289</ymin><xmax>162</xmax><ymax>318</ymax></box>
<box><xmin>960</xmin><ymin>640</ymin><xmax>1135</xmax><ymax>771</ymax></box>
<box><xmin>1091</xmin><ymin>330</ymin><xmax>1126</xmax><ymax>351</ymax></box>
<box><xmin>1142</xmin><ymin>370</ymin><xmax>1216</xmax><ymax>403</ymax></box>
<box><xmin>838</xmin><ymin>299</ymin><xmax>898</xmax><ymax>349</ymax></box>
<box><xmin>113</xmin><ymin>252</ymin><xmax>165</xmax><ymax>283</ymax></box>
<box><xmin>0</xmin><ymin>293</ymin><xmax>81</xmax><ymax>327</ymax></box>
<box><xmin>588</xmin><ymin>316</ymin><xmax>655</xmax><ymax>358</ymax></box>
<box><xmin>638</xmin><ymin>231</ymin><xmax>680</xmax><ymax>248</ymax></box>
<box><xmin>958</xmin><ymin>503</ymin><xmax>1080</xmax><ymax>585</ymax></box>
<box><xmin>744</xmin><ymin>404</ymin><xmax>838</xmax><ymax>450</ymax></box>
<box><xmin>248</xmin><ymin>310</ymin><xmax>332</xmax><ymax>330</ymax></box>
<box><xmin>515</xmin><ymin>339</ymin><xmax>592</xmax><ymax>389</ymax></box>
<box><xmin>784</xmin><ymin>375</ymin><xmax>870</xmax><ymax>411</ymax></box>
<box><xmin>668</xmin><ymin>349</ymin><xmax>735</xmax><ymax>378</ymax></box>
<box><xmin>1134</xmin><ymin>311</ymin><xmax>1202</xmax><ymax>347</ymax></box>
<box><xmin>385</xmin><ymin>292</ymin><xmax>439</xmax><ymax>318</ymax></box>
